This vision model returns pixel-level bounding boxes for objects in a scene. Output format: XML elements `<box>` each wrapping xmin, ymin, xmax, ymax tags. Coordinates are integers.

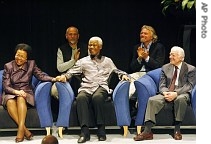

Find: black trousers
<box><xmin>76</xmin><ymin>87</ymin><xmax>108</xmax><ymax>127</ymax></box>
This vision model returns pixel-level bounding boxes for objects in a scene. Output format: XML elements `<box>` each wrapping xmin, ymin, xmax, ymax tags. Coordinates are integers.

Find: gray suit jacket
<box><xmin>159</xmin><ymin>62</ymin><xmax>196</xmax><ymax>95</ymax></box>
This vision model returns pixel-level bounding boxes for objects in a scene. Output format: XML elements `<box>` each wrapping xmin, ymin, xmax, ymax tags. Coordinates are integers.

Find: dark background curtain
<box><xmin>0</xmin><ymin>0</ymin><xmax>196</xmax><ymax>76</ymax></box>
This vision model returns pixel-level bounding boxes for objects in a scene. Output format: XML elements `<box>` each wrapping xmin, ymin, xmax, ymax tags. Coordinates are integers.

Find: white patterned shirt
<box><xmin>65</xmin><ymin>55</ymin><xmax>127</xmax><ymax>94</ymax></box>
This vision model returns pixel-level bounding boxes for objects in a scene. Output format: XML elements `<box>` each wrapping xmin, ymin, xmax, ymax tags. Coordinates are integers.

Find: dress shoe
<box><xmin>25</xmin><ymin>133</ymin><xmax>33</xmax><ymax>140</ymax></box>
<box><xmin>97</xmin><ymin>124</ymin><xmax>106</xmax><ymax>141</ymax></box>
<box><xmin>98</xmin><ymin>135</ymin><xmax>106</xmax><ymax>141</ymax></box>
<box><xmin>133</xmin><ymin>132</ymin><xmax>153</xmax><ymax>141</ymax></box>
<box><xmin>15</xmin><ymin>137</ymin><xmax>24</xmax><ymax>143</ymax></box>
<box><xmin>174</xmin><ymin>131</ymin><xmax>182</xmax><ymax>140</ymax></box>
<box><xmin>77</xmin><ymin>135</ymin><xmax>90</xmax><ymax>143</ymax></box>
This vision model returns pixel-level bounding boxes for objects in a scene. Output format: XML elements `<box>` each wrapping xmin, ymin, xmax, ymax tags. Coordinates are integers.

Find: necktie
<box><xmin>169</xmin><ymin>66</ymin><xmax>178</xmax><ymax>91</ymax></box>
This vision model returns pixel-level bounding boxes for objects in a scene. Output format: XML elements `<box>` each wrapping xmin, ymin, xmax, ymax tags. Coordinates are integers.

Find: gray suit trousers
<box><xmin>144</xmin><ymin>93</ymin><xmax>190</xmax><ymax>124</ymax></box>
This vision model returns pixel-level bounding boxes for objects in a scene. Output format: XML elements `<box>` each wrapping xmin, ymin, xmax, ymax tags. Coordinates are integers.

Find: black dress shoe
<box><xmin>98</xmin><ymin>135</ymin><xmax>106</xmax><ymax>141</ymax></box>
<box><xmin>77</xmin><ymin>135</ymin><xmax>90</xmax><ymax>143</ymax></box>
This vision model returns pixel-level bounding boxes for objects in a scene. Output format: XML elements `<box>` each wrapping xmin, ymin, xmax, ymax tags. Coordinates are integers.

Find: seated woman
<box><xmin>1</xmin><ymin>43</ymin><xmax>58</xmax><ymax>143</ymax></box>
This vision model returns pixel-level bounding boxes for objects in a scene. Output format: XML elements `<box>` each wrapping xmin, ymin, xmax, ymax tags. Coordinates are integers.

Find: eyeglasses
<box><xmin>15</xmin><ymin>54</ymin><xmax>27</xmax><ymax>60</ymax></box>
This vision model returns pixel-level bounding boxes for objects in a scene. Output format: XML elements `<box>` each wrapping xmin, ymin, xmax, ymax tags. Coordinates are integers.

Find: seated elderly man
<box><xmin>57</xmin><ymin>36</ymin><xmax>130</xmax><ymax>143</ymax></box>
<box><xmin>134</xmin><ymin>46</ymin><xmax>196</xmax><ymax>141</ymax></box>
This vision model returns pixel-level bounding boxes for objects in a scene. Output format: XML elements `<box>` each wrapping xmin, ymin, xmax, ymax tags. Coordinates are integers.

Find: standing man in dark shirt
<box><xmin>51</xmin><ymin>26</ymin><xmax>87</xmax><ymax>98</ymax></box>
<box><xmin>56</xmin><ymin>26</ymin><xmax>87</xmax><ymax>75</ymax></box>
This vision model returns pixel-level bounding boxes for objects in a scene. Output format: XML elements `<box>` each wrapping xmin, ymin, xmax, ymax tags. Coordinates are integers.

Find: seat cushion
<box><xmin>0</xmin><ymin>106</ymin><xmax>41</xmax><ymax>128</ymax></box>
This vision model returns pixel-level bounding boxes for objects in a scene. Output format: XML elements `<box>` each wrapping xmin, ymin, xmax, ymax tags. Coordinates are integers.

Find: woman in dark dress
<box><xmin>2</xmin><ymin>43</ymin><xmax>58</xmax><ymax>143</ymax></box>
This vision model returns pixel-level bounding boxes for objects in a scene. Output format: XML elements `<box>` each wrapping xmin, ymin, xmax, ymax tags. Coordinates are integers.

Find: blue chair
<box><xmin>134</xmin><ymin>68</ymin><xmax>161</xmax><ymax>126</ymax></box>
<box><xmin>191</xmin><ymin>86</ymin><xmax>196</xmax><ymax>117</ymax></box>
<box><xmin>51</xmin><ymin>75</ymin><xmax>131</xmax><ymax>137</ymax></box>
<box><xmin>48</xmin><ymin>75</ymin><xmax>131</xmax><ymax>136</ymax></box>
<box><xmin>112</xmin><ymin>80</ymin><xmax>131</xmax><ymax>136</ymax></box>
<box><xmin>134</xmin><ymin>68</ymin><xmax>196</xmax><ymax>134</ymax></box>
<box><xmin>35</xmin><ymin>81</ymin><xmax>74</xmax><ymax>137</ymax></box>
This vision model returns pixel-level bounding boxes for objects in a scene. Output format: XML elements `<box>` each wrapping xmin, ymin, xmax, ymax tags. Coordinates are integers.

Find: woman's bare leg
<box><xmin>7</xmin><ymin>98</ymin><xmax>30</xmax><ymax>138</ymax></box>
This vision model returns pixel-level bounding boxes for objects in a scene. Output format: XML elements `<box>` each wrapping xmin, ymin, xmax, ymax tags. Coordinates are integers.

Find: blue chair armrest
<box><xmin>35</xmin><ymin>82</ymin><xmax>53</xmax><ymax>127</ymax></box>
<box><xmin>191</xmin><ymin>86</ymin><xmax>196</xmax><ymax>117</ymax></box>
<box><xmin>112</xmin><ymin>81</ymin><xmax>131</xmax><ymax>126</ymax></box>
<box><xmin>55</xmin><ymin>82</ymin><xmax>75</xmax><ymax>127</ymax></box>
<box><xmin>134</xmin><ymin>75</ymin><xmax>157</xmax><ymax>125</ymax></box>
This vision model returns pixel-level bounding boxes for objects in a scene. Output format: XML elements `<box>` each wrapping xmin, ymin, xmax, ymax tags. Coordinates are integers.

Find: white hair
<box><xmin>89</xmin><ymin>36</ymin><xmax>103</xmax><ymax>46</ymax></box>
<box><xmin>171</xmin><ymin>46</ymin><xmax>185</xmax><ymax>61</ymax></box>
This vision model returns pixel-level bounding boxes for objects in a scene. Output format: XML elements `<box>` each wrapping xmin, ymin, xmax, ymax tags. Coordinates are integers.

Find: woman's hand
<box><xmin>52</xmin><ymin>76</ymin><xmax>67</xmax><ymax>83</ymax></box>
<box><xmin>14</xmin><ymin>90</ymin><xmax>27</xmax><ymax>98</ymax></box>
<box><xmin>55</xmin><ymin>75</ymin><xmax>67</xmax><ymax>82</ymax></box>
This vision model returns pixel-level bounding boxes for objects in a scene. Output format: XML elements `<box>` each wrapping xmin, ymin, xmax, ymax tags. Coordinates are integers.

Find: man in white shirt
<box><xmin>58</xmin><ymin>36</ymin><xmax>130</xmax><ymax>143</ymax></box>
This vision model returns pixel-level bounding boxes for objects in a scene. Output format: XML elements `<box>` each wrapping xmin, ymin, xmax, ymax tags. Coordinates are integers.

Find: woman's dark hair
<box><xmin>14</xmin><ymin>43</ymin><xmax>33</xmax><ymax>59</ymax></box>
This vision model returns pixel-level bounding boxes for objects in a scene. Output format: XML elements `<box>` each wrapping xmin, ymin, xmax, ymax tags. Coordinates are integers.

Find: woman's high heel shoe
<box><xmin>25</xmin><ymin>133</ymin><xmax>34</xmax><ymax>140</ymax></box>
<box><xmin>58</xmin><ymin>127</ymin><xmax>63</xmax><ymax>138</ymax></box>
<box><xmin>15</xmin><ymin>137</ymin><xmax>24</xmax><ymax>143</ymax></box>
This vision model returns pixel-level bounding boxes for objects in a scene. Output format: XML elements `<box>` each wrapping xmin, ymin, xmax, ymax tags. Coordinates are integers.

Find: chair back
<box><xmin>32</xmin><ymin>75</ymin><xmax>40</xmax><ymax>89</ymax></box>
<box><xmin>0</xmin><ymin>70</ymin><xmax>3</xmax><ymax>104</ymax></box>
<box><xmin>191</xmin><ymin>85</ymin><xmax>196</xmax><ymax>116</ymax></box>
<box><xmin>146</xmin><ymin>68</ymin><xmax>162</xmax><ymax>88</ymax></box>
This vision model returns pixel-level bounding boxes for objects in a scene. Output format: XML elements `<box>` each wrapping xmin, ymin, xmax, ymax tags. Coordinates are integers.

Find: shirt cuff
<box><xmin>137</xmin><ymin>57</ymin><xmax>142</xmax><ymax>64</ymax></box>
<box><xmin>145</xmin><ymin>56</ymin><xmax>149</xmax><ymax>62</ymax></box>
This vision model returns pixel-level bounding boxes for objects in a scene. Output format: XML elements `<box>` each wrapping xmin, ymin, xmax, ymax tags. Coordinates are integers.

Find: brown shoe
<box><xmin>133</xmin><ymin>132</ymin><xmax>153</xmax><ymax>141</ymax></box>
<box><xmin>174</xmin><ymin>131</ymin><xmax>182</xmax><ymax>140</ymax></box>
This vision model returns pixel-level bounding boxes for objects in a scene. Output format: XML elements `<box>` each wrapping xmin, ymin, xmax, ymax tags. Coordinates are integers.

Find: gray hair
<box><xmin>89</xmin><ymin>36</ymin><xmax>103</xmax><ymax>46</ymax></box>
<box><xmin>141</xmin><ymin>25</ymin><xmax>158</xmax><ymax>43</ymax></box>
<box><xmin>171</xmin><ymin>46</ymin><xmax>185</xmax><ymax>61</ymax></box>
